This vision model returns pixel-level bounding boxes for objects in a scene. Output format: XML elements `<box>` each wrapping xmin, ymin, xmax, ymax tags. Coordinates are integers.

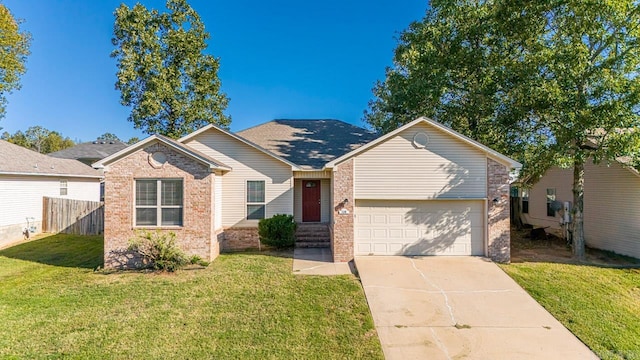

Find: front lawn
<box><xmin>500</xmin><ymin>262</ymin><xmax>640</xmax><ymax>360</ymax></box>
<box><xmin>0</xmin><ymin>234</ymin><xmax>383</xmax><ymax>359</ymax></box>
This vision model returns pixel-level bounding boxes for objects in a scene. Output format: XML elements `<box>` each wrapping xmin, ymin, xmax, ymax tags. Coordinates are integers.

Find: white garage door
<box><xmin>355</xmin><ymin>200</ymin><xmax>485</xmax><ymax>256</ymax></box>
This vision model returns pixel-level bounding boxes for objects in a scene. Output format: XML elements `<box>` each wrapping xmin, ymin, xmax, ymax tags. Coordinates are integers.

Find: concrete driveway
<box><xmin>355</xmin><ymin>256</ymin><xmax>598</xmax><ymax>359</ymax></box>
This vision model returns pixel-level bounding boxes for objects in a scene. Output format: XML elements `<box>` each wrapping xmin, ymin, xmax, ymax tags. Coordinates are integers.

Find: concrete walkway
<box><xmin>292</xmin><ymin>248</ymin><xmax>353</xmax><ymax>275</ymax></box>
<box><xmin>355</xmin><ymin>256</ymin><xmax>598</xmax><ymax>360</ymax></box>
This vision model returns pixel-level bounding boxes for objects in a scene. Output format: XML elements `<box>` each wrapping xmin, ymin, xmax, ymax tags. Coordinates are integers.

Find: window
<box><xmin>246</xmin><ymin>180</ymin><xmax>265</xmax><ymax>220</ymax></box>
<box><xmin>135</xmin><ymin>179</ymin><xmax>183</xmax><ymax>227</ymax></box>
<box><xmin>546</xmin><ymin>188</ymin><xmax>556</xmax><ymax>217</ymax></box>
<box><xmin>60</xmin><ymin>180</ymin><xmax>68</xmax><ymax>196</ymax></box>
<box><xmin>522</xmin><ymin>189</ymin><xmax>529</xmax><ymax>214</ymax></box>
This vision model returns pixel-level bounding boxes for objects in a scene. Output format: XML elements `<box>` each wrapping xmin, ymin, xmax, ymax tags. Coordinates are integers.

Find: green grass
<box><xmin>0</xmin><ymin>235</ymin><xmax>383</xmax><ymax>359</ymax></box>
<box><xmin>500</xmin><ymin>262</ymin><xmax>640</xmax><ymax>360</ymax></box>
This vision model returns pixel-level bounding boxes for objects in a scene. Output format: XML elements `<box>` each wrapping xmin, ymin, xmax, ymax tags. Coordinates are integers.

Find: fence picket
<box><xmin>42</xmin><ymin>197</ymin><xmax>104</xmax><ymax>235</ymax></box>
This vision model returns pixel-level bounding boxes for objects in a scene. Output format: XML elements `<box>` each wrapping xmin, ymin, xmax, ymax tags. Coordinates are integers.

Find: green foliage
<box><xmin>126</xmin><ymin>136</ymin><xmax>140</xmax><ymax>145</ymax></box>
<box><xmin>128</xmin><ymin>231</ymin><xmax>206</xmax><ymax>271</ymax></box>
<box><xmin>367</xmin><ymin>0</ymin><xmax>640</xmax><ymax>258</ymax></box>
<box><xmin>1</xmin><ymin>126</ymin><xmax>75</xmax><ymax>153</ymax></box>
<box><xmin>258</xmin><ymin>214</ymin><xmax>297</xmax><ymax>249</ymax></box>
<box><xmin>0</xmin><ymin>5</ymin><xmax>30</xmax><ymax>121</ymax></box>
<box><xmin>111</xmin><ymin>0</ymin><xmax>230</xmax><ymax>139</ymax></box>
<box><xmin>97</xmin><ymin>132</ymin><xmax>120</xmax><ymax>141</ymax></box>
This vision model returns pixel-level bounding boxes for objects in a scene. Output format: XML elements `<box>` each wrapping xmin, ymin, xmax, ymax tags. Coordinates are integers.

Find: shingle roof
<box><xmin>0</xmin><ymin>140</ymin><xmax>102</xmax><ymax>178</ymax></box>
<box><xmin>48</xmin><ymin>140</ymin><xmax>128</xmax><ymax>161</ymax></box>
<box><xmin>236</xmin><ymin>119</ymin><xmax>378</xmax><ymax>169</ymax></box>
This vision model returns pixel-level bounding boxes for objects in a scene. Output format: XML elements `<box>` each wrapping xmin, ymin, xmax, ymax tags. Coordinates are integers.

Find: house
<box><xmin>94</xmin><ymin>118</ymin><xmax>520</xmax><ymax>268</ymax></box>
<box><xmin>49</xmin><ymin>139</ymin><xmax>128</xmax><ymax>200</ymax></box>
<box><xmin>519</xmin><ymin>160</ymin><xmax>640</xmax><ymax>259</ymax></box>
<box><xmin>0</xmin><ymin>140</ymin><xmax>102</xmax><ymax>248</ymax></box>
<box><xmin>48</xmin><ymin>139</ymin><xmax>128</xmax><ymax>166</ymax></box>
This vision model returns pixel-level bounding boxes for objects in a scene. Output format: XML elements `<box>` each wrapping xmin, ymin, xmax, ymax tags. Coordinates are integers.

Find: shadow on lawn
<box><xmin>0</xmin><ymin>234</ymin><xmax>104</xmax><ymax>269</ymax></box>
<box><xmin>510</xmin><ymin>227</ymin><xmax>640</xmax><ymax>269</ymax></box>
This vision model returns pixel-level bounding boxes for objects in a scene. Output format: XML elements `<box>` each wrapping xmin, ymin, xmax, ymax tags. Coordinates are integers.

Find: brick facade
<box><xmin>222</xmin><ymin>227</ymin><xmax>261</xmax><ymax>251</ymax></box>
<box><xmin>103</xmin><ymin>142</ymin><xmax>216</xmax><ymax>268</ymax></box>
<box><xmin>487</xmin><ymin>158</ymin><xmax>511</xmax><ymax>263</ymax></box>
<box><xmin>331</xmin><ymin>159</ymin><xmax>354</xmax><ymax>262</ymax></box>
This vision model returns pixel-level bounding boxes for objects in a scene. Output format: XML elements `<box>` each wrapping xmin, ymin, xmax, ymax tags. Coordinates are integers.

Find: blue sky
<box><xmin>2</xmin><ymin>0</ymin><xmax>426</xmax><ymax>142</ymax></box>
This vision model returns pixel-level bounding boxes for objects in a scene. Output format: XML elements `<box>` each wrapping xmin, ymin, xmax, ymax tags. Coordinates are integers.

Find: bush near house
<box><xmin>258</xmin><ymin>214</ymin><xmax>297</xmax><ymax>248</ymax></box>
<box><xmin>128</xmin><ymin>231</ymin><xmax>208</xmax><ymax>272</ymax></box>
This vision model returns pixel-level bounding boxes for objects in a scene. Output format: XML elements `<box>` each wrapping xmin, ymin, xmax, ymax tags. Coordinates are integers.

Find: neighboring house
<box><xmin>94</xmin><ymin>118</ymin><xmax>520</xmax><ymax>268</ymax></box>
<box><xmin>0</xmin><ymin>140</ymin><xmax>102</xmax><ymax>248</ymax></box>
<box><xmin>48</xmin><ymin>139</ymin><xmax>129</xmax><ymax>166</ymax></box>
<box><xmin>520</xmin><ymin>160</ymin><xmax>640</xmax><ymax>259</ymax></box>
<box><xmin>49</xmin><ymin>139</ymin><xmax>128</xmax><ymax>200</ymax></box>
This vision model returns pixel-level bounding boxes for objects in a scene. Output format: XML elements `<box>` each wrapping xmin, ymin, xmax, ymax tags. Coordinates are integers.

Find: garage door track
<box><xmin>356</xmin><ymin>256</ymin><xmax>597</xmax><ymax>359</ymax></box>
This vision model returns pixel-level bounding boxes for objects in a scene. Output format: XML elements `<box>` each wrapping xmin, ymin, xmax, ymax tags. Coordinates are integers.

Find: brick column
<box><xmin>487</xmin><ymin>158</ymin><xmax>510</xmax><ymax>262</ymax></box>
<box><xmin>331</xmin><ymin>159</ymin><xmax>354</xmax><ymax>262</ymax></box>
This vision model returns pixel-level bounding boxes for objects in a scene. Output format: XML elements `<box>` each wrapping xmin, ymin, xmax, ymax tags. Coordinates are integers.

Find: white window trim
<box><xmin>245</xmin><ymin>180</ymin><xmax>266</xmax><ymax>221</ymax></box>
<box><xmin>134</xmin><ymin>178</ymin><xmax>184</xmax><ymax>228</ymax></box>
<box><xmin>60</xmin><ymin>179</ymin><xmax>68</xmax><ymax>196</ymax></box>
<box><xmin>521</xmin><ymin>188</ymin><xmax>529</xmax><ymax>213</ymax></box>
<box><xmin>546</xmin><ymin>188</ymin><xmax>556</xmax><ymax>217</ymax></box>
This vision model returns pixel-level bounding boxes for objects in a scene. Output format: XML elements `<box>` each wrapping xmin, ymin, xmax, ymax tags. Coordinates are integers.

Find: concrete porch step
<box><xmin>295</xmin><ymin>241</ymin><xmax>330</xmax><ymax>248</ymax></box>
<box><xmin>295</xmin><ymin>223</ymin><xmax>330</xmax><ymax>248</ymax></box>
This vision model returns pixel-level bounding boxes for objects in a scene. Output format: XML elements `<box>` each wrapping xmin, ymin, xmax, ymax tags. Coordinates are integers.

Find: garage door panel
<box><xmin>355</xmin><ymin>200</ymin><xmax>484</xmax><ymax>256</ymax></box>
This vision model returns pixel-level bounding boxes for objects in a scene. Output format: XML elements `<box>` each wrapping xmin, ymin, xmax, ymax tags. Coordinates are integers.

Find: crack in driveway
<box><xmin>410</xmin><ymin>257</ymin><xmax>457</xmax><ymax>325</ymax></box>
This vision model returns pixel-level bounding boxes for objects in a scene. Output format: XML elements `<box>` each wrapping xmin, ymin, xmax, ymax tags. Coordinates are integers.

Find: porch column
<box><xmin>487</xmin><ymin>158</ymin><xmax>511</xmax><ymax>262</ymax></box>
<box><xmin>331</xmin><ymin>159</ymin><xmax>354</xmax><ymax>262</ymax></box>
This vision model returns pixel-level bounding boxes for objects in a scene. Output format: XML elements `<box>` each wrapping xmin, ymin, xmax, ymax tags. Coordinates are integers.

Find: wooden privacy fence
<box><xmin>43</xmin><ymin>197</ymin><xmax>104</xmax><ymax>235</ymax></box>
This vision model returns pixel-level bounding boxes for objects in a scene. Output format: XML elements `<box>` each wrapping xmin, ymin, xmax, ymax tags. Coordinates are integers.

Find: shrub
<box><xmin>128</xmin><ymin>231</ymin><xmax>206</xmax><ymax>272</ymax></box>
<box><xmin>258</xmin><ymin>214</ymin><xmax>297</xmax><ymax>249</ymax></box>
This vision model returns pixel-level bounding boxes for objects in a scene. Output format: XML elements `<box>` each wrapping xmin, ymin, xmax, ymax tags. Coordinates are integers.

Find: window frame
<box><xmin>521</xmin><ymin>188</ymin><xmax>529</xmax><ymax>214</ymax></box>
<box><xmin>60</xmin><ymin>179</ymin><xmax>68</xmax><ymax>196</ymax></box>
<box><xmin>246</xmin><ymin>180</ymin><xmax>266</xmax><ymax>220</ymax></box>
<box><xmin>546</xmin><ymin>188</ymin><xmax>556</xmax><ymax>217</ymax></box>
<box><xmin>134</xmin><ymin>178</ymin><xmax>184</xmax><ymax>227</ymax></box>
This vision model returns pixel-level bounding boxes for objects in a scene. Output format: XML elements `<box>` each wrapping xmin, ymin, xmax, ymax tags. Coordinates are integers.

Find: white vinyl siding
<box><xmin>354</xmin><ymin>122</ymin><xmax>487</xmax><ymax>199</ymax></box>
<box><xmin>525</xmin><ymin>161</ymin><xmax>640</xmax><ymax>259</ymax></box>
<box><xmin>522</xmin><ymin>167</ymin><xmax>572</xmax><ymax>232</ymax></box>
<box><xmin>0</xmin><ymin>175</ymin><xmax>100</xmax><ymax>246</ymax></box>
<box><xmin>355</xmin><ymin>200</ymin><xmax>484</xmax><ymax>256</ymax></box>
<box><xmin>583</xmin><ymin>162</ymin><xmax>640</xmax><ymax>258</ymax></box>
<box><xmin>294</xmin><ymin>179</ymin><xmax>330</xmax><ymax>223</ymax></box>
<box><xmin>183</xmin><ymin>129</ymin><xmax>293</xmax><ymax>227</ymax></box>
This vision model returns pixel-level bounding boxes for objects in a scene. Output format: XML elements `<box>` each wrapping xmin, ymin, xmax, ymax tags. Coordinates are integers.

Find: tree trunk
<box><xmin>571</xmin><ymin>157</ymin><xmax>585</xmax><ymax>260</ymax></box>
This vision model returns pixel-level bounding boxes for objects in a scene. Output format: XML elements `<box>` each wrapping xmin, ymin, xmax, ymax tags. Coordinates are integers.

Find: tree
<box><xmin>126</xmin><ymin>136</ymin><xmax>140</xmax><ymax>145</ymax></box>
<box><xmin>0</xmin><ymin>4</ymin><xmax>31</xmax><ymax>120</ymax></box>
<box><xmin>111</xmin><ymin>0</ymin><xmax>230</xmax><ymax>139</ymax></box>
<box><xmin>1</xmin><ymin>126</ymin><xmax>74</xmax><ymax>153</ymax></box>
<box><xmin>366</xmin><ymin>0</ymin><xmax>640</xmax><ymax>259</ymax></box>
<box><xmin>364</xmin><ymin>1</ymin><xmax>539</xmax><ymax>158</ymax></box>
<box><xmin>97</xmin><ymin>132</ymin><xmax>121</xmax><ymax>141</ymax></box>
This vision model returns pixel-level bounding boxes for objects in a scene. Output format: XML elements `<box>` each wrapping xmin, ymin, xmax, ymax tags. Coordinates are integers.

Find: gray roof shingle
<box><xmin>48</xmin><ymin>140</ymin><xmax>128</xmax><ymax>161</ymax></box>
<box><xmin>0</xmin><ymin>140</ymin><xmax>102</xmax><ymax>178</ymax></box>
<box><xmin>237</xmin><ymin>119</ymin><xmax>378</xmax><ymax>169</ymax></box>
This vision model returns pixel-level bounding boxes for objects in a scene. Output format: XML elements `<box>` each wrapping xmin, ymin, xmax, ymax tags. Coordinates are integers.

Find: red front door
<box><xmin>302</xmin><ymin>180</ymin><xmax>321</xmax><ymax>222</ymax></box>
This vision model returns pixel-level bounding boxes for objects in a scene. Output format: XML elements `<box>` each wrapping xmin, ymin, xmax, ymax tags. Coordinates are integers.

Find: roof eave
<box><xmin>324</xmin><ymin>117</ymin><xmax>522</xmax><ymax>169</ymax></box>
<box><xmin>0</xmin><ymin>171</ymin><xmax>102</xmax><ymax>179</ymax></box>
<box><xmin>178</xmin><ymin>124</ymin><xmax>301</xmax><ymax>170</ymax></box>
<box><xmin>92</xmin><ymin>135</ymin><xmax>232</xmax><ymax>171</ymax></box>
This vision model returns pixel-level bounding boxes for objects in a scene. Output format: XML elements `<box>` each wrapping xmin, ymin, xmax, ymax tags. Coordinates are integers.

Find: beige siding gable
<box><xmin>183</xmin><ymin>129</ymin><xmax>293</xmax><ymax>227</ymax></box>
<box><xmin>354</xmin><ymin>122</ymin><xmax>487</xmax><ymax>199</ymax></box>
